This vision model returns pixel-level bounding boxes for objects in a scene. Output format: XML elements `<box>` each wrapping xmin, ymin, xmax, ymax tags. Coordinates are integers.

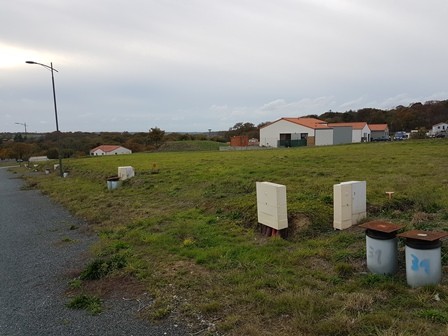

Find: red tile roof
<box><xmin>91</xmin><ymin>145</ymin><xmax>122</xmax><ymax>153</ymax></box>
<box><xmin>281</xmin><ymin>117</ymin><xmax>330</xmax><ymax>129</ymax></box>
<box><xmin>328</xmin><ymin>122</ymin><xmax>367</xmax><ymax>130</ymax></box>
<box><xmin>368</xmin><ymin>124</ymin><xmax>389</xmax><ymax>131</ymax></box>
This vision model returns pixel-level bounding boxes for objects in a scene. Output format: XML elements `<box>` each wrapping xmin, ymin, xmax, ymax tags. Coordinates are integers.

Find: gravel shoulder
<box><xmin>0</xmin><ymin>168</ymin><xmax>188</xmax><ymax>336</ymax></box>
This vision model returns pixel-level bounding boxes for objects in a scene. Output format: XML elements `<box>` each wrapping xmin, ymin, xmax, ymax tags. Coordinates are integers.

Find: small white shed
<box><xmin>29</xmin><ymin>156</ymin><xmax>49</xmax><ymax>162</ymax></box>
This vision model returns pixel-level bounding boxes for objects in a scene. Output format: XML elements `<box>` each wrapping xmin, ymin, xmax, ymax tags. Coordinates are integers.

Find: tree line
<box><xmin>0</xmin><ymin>128</ymin><xmax>228</xmax><ymax>160</ymax></box>
<box><xmin>1</xmin><ymin>99</ymin><xmax>447</xmax><ymax>160</ymax></box>
<box><xmin>310</xmin><ymin>100</ymin><xmax>448</xmax><ymax>132</ymax></box>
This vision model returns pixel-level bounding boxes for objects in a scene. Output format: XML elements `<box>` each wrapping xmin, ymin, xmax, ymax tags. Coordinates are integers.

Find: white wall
<box><xmin>110</xmin><ymin>148</ymin><xmax>131</xmax><ymax>155</ymax></box>
<box><xmin>360</xmin><ymin>125</ymin><xmax>371</xmax><ymax>142</ymax></box>
<box><xmin>352</xmin><ymin>129</ymin><xmax>362</xmax><ymax>143</ymax></box>
<box><xmin>91</xmin><ymin>147</ymin><xmax>131</xmax><ymax>155</ymax></box>
<box><xmin>259</xmin><ymin>120</ymin><xmax>314</xmax><ymax>147</ymax></box>
<box><xmin>92</xmin><ymin>150</ymin><xmax>105</xmax><ymax>156</ymax></box>
<box><xmin>352</xmin><ymin>125</ymin><xmax>371</xmax><ymax>143</ymax></box>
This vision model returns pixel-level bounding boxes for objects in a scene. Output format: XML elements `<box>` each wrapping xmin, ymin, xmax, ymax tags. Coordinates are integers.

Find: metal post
<box><xmin>26</xmin><ymin>61</ymin><xmax>63</xmax><ymax>177</ymax></box>
<box><xmin>50</xmin><ymin>63</ymin><xmax>63</xmax><ymax>177</ymax></box>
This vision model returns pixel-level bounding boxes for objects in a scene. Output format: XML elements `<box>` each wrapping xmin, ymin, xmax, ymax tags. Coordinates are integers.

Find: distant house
<box><xmin>90</xmin><ymin>145</ymin><xmax>132</xmax><ymax>156</ymax></box>
<box><xmin>259</xmin><ymin>117</ymin><xmax>356</xmax><ymax>147</ymax></box>
<box><xmin>260</xmin><ymin>117</ymin><xmax>328</xmax><ymax>147</ymax></box>
<box><xmin>260</xmin><ymin>117</ymin><xmax>375</xmax><ymax>147</ymax></box>
<box><xmin>369</xmin><ymin>124</ymin><xmax>389</xmax><ymax>141</ymax></box>
<box><xmin>430</xmin><ymin>122</ymin><xmax>448</xmax><ymax>136</ymax></box>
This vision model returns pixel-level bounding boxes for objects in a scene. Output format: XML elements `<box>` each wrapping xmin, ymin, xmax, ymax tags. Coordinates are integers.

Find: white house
<box><xmin>90</xmin><ymin>145</ymin><xmax>132</xmax><ymax>156</ymax></box>
<box><xmin>328</xmin><ymin>122</ymin><xmax>371</xmax><ymax>143</ymax></box>
<box><xmin>259</xmin><ymin>117</ymin><xmax>356</xmax><ymax>147</ymax></box>
<box><xmin>259</xmin><ymin>117</ymin><xmax>331</xmax><ymax>147</ymax></box>
<box><xmin>260</xmin><ymin>117</ymin><xmax>374</xmax><ymax>147</ymax></box>
<box><xmin>430</xmin><ymin>122</ymin><xmax>448</xmax><ymax>136</ymax></box>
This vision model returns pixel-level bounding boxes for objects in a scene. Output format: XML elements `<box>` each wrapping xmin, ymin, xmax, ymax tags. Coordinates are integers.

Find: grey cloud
<box><xmin>1</xmin><ymin>0</ymin><xmax>448</xmax><ymax>132</ymax></box>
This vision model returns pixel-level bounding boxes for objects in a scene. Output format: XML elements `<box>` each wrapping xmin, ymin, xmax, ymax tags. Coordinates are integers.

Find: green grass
<box><xmin>66</xmin><ymin>294</ymin><xmax>102</xmax><ymax>315</ymax></box>
<box><xmin>0</xmin><ymin>160</ymin><xmax>20</xmax><ymax>167</ymax></box>
<box><xmin>80</xmin><ymin>255</ymin><xmax>127</xmax><ymax>280</ymax></box>
<box><xmin>21</xmin><ymin>139</ymin><xmax>448</xmax><ymax>335</ymax></box>
<box><xmin>158</xmin><ymin>140</ymin><xmax>227</xmax><ymax>152</ymax></box>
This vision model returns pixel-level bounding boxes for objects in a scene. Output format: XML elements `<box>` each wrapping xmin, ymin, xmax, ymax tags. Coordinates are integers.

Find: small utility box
<box><xmin>398</xmin><ymin>230</ymin><xmax>448</xmax><ymax>288</ymax></box>
<box><xmin>107</xmin><ymin>176</ymin><xmax>121</xmax><ymax>190</ymax></box>
<box><xmin>118</xmin><ymin>166</ymin><xmax>135</xmax><ymax>181</ymax></box>
<box><xmin>359</xmin><ymin>221</ymin><xmax>403</xmax><ymax>275</ymax></box>
<box><xmin>256</xmin><ymin>182</ymin><xmax>288</xmax><ymax>230</ymax></box>
<box><xmin>333</xmin><ymin>181</ymin><xmax>366</xmax><ymax>230</ymax></box>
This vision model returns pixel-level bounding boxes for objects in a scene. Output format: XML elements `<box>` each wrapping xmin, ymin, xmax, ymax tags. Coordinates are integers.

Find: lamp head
<box><xmin>26</xmin><ymin>61</ymin><xmax>36</xmax><ymax>64</ymax></box>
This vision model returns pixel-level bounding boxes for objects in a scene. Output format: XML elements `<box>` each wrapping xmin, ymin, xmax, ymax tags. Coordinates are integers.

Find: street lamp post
<box><xmin>15</xmin><ymin>122</ymin><xmax>27</xmax><ymax>135</ymax></box>
<box><xmin>26</xmin><ymin>61</ymin><xmax>63</xmax><ymax>177</ymax></box>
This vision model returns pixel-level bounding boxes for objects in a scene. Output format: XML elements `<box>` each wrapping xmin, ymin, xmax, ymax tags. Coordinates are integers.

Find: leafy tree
<box><xmin>11</xmin><ymin>143</ymin><xmax>36</xmax><ymax>160</ymax></box>
<box><xmin>46</xmin><ymin>148</ymin><xmax>59</xmax><ymax>160</ymax></box>
<box><xmin>14</xmin><ymin>133</ymin><xmax>24</xmax><ymax>142</ymax></box>
<box><xmin>0</xmin><ymin>147</ymin><xmax>13</xmax><ymax>159</ymax></box>
<box><xmin>226</xmin><ymin>122</ymin><xmax>258</xmax><ymax>140</ymax></box>
<box><xmin>148</xmin><ymin>127</ymin><xmax>165</xmax><ymax>147</ymax></box>
<box><xmin>124</xmin><ymin>139</ymin><xmax>145</xmax><ymax>152</ymax></box>
<box><xmin>314</xmin><ymin>100</ymin><xmax>448</xmax><ymax>132</ymax></box>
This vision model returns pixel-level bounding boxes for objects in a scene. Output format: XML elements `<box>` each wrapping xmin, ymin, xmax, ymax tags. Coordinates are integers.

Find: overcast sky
<box><xmin>1</xmin><ymin>0</ymin><xmax>448</xmax><ymax>133</ymax></box>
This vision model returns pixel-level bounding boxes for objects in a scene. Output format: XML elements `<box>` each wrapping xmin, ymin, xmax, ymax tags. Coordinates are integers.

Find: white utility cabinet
<box><xmin>333</xmin><ymin>181</ymin><xmax>366</xmax><ymax>230</ymax></box>
<box><xmin>118</xmin><ymin>166</ymin><xmax>135</xmax><ymax>180</ymax></box>
<box><xmin>256</xmin><ymin>182</ymin><xmax>288</xmax><ymax>230</ymax></box>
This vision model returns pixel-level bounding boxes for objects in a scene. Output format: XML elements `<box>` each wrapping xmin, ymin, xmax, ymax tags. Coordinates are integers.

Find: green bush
<box><xmin>67</xmin><ymin>294</ymin><xmax>102</xmax><ymax>315</ymax></box>
<box><xmin>80</xmin><ymin>255</ymin><xmax>127</xmax><ymax>280</ymax></box>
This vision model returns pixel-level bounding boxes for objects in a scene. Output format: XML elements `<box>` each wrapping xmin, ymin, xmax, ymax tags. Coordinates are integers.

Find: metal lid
<box><xmin>359</xmin><ymin>221</ymin><xmax>403</xmax><ymax>233</ymax></box>
<box><xmin>397</xmin><ymin>230</ymin><xmax>448</xmax><ymax>242</ymax></box>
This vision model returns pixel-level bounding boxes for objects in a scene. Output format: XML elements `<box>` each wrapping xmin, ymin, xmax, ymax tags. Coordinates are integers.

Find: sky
<box><xmin>1</xmin><ymin>0</ymin><xmax>448</xmax><ymax>133</ymax></box>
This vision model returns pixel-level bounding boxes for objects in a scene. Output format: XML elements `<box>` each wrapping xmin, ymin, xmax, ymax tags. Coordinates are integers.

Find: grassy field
<box><xmin>158</xmin><ymin>140</ymin><xmax>228</xmax><ymax>152</ymax></box>
<box><xmin>0</xmin><ymin>160</ymin><xmax>19</xmax><ymax>167</ymax></box>
<box><xmin>19</xmin><ymin>139</ymin><xmax>448</xmax><ymax>335</ymax></box>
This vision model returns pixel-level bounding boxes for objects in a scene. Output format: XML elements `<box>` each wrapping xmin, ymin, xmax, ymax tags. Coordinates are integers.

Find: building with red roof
<box><xmin>259</xmin><ymin>117</ymin><xmax>347</xmax><ymax>147</ymax></box>
<box><xmin>368</xmin><ymin>124</ymin><xmax>390</xmax><ymax>141</ymax></box>
<box><xmin>259</xmin><ymin>117</ymin><xmax>388</xmax><ymax>147</ymax></box>
<box><xmin>90</xmin><ymin>145</ymin><xmax>132</xmax><ymax>156</ymax></box>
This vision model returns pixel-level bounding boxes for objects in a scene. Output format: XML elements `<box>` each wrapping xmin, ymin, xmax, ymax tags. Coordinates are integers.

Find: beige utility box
<box><xmin>256</xmin><ymin>182</ymin><xmax>288</xmax><ymax>230</ymax></box>
<box><xmin>333</xmin><ymin>181</ymin><xmax>366</xmax><ymax>230</ymax></box>
<box><xmin>118</xmin><ymin>166</ymin><xmax>135</xmax><ymax>180</ymax></box>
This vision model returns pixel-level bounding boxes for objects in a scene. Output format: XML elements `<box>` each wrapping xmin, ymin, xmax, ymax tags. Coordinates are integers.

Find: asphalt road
<box><xmin>0</xmin><ymin>168</ymin><xmax>188</xmax><ymax>336</ymax></box>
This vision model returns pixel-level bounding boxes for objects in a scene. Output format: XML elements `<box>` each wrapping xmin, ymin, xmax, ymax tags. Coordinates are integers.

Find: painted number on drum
<box><xmin>411</xmin><ymin>254</ymin><xmax>430</xmax><ymax>274</ymax></box>
<box><xmin>368</xmin><ymin>246</ymin><xmax>382</xmax><ymax>264</ymax></box>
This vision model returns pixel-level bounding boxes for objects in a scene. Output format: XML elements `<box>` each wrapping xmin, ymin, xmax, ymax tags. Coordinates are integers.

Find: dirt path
<box><xmin>0</xmin><ymin>169</ymin><xmax>188</xmax><ymax>335</ymax></box>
